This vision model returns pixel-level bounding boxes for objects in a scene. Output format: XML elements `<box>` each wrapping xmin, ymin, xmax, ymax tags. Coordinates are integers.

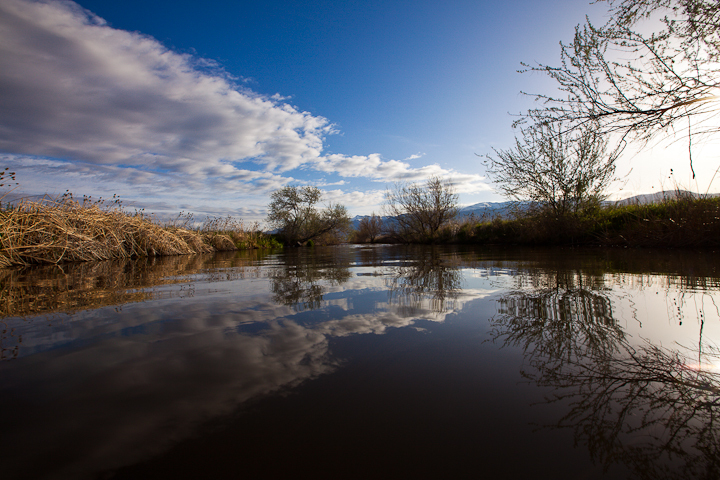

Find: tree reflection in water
<box><xmin>269</xmin><ymin>248</ymin><xmax>353</xmax><ymax>311</ymax></box>
<box><xmin>386</xmin><ymin>249</ymin><xmax>463</xmax><ymax>315</ymax></box>
<box><xmin>490</xmin><ymin>268</ymin><xmax>720</xmax><ymax>480</ymax></box>
<box><xmin>269</xmin><ymin>247</ymin><xmax>464</xmax><ymax>316</ymax></box>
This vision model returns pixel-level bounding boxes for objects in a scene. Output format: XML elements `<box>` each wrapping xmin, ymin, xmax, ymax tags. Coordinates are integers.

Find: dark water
<box><xmin>1</xmin><ymin>245</ymin><xmax>719</xmax><ymax>479</ymax></box>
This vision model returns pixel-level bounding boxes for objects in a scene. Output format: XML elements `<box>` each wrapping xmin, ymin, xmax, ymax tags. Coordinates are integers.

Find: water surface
<box><xmin>1</xmin><ymin>246</ymin><xmax>719</xmax><ymax>479</ymax></box>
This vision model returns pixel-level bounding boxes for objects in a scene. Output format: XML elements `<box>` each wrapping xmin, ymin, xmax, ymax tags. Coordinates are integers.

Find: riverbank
<box><xmin>0</xmin><ymin>196</ymin><xmax>281</xmax><ymax>267</ymax></box>
<box><xmin>454</xmin><ymin>195</ymin><xmax>720</xmax><ymax>248</ymax></box>
<box><xmin>4</xmin><ymin>193</ymin><xmax>718</xmax><ymax>268</ymax></box>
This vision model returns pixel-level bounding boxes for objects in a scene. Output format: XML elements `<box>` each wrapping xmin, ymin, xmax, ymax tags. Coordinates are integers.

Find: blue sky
<box><xmin>1</xmin><ymin>0</ymin><xmax>717</xmax><ymax>222</ymax></box>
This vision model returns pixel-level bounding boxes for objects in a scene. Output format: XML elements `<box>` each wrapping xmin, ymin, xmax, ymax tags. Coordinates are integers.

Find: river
<box><xmin>1</xmin><ymin>245</ymin><xmax>719</xmax><ymax>479</ymax></box>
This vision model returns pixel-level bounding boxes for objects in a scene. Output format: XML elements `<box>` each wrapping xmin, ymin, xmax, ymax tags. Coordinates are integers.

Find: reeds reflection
<box><xmin>490</xmin><ymin>266</ymin><xmax>720</xmax><ymax>480</ymax></box>
<box><xmin>0</xmin><ymin>250</ymin><xmax>272</xmax><ymax>318</ymax></box>
<box><xmin>0</xmin><ymin>250</ymin><xmax>272</xmax><ymax>360</ymax></box>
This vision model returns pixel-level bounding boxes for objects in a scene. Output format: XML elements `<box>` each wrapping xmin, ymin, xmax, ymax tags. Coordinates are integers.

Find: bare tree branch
<box><xmin>519</xmin><ymin>0</ymin><xmax>720</xmax><ymax>148</ymax></box>
<box><xmin>383</xmin><ymin>176</ymin><xmax>458</xmax><ymax>243</ymax></box>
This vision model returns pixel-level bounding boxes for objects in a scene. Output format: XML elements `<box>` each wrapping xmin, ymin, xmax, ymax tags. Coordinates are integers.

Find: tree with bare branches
<box><xmin>486</xmin><ymin>122</ymin><xmax>621</xmax><ymax>215</ymax></box>
<box><xmin>384</xmin><ymin>176</ymin><xmax>458</xmax><ymax>243</ymax></box>
<box><xmin>520</xmin><ymin>0</ymin><xmax>719</xmax><ymax>172</ymax></box>
<box><xmin>267</xmin><ymin>186</ymin><xmax>350</xmax><ymax>245</ymax></box>
<box><xmin>356</xmin><ymin>213</ymin><xmax>383</xmax><ymax>243</ymax></box>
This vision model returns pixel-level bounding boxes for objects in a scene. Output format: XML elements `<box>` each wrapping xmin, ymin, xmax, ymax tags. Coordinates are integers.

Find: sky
<box><xmin>1</xmin><ymin>0</ymin><xmax>718</xmax><ymax>223</ymax></box>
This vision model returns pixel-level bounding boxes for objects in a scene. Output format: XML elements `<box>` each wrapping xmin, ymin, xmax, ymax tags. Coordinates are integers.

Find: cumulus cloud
<box><xmin>0</xmin><ymin>154</ymin><xmax>285</xmax><ymax>220</ymax></box>
<box><xmin>322</xmin><ymin>188</ymin><xmax>387</xmax><ymax>209</ymax></box>
<box><xmin>0</xmin><ymin>0</ymin><xmax>329</xmax><ymax>176</ymax></box>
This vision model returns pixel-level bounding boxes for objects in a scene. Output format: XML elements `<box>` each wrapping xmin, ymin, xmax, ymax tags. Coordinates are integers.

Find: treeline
<box><xmin>266</xmin><ymin>178</ymin><xmax>460</xmax><ymax>246</ymax></box>
<box><xmin>456</xmin><ymin>194</ymin><xmax>720</xmax><ymax>248</ymax></box>
<box><xmin>349</xmin><ymin>186</ymin><xmax>720</xmax><ymax>249</ymax></box>
<box><xmin>266</xmin><ymin>178</ymin><xmax>720</xmax><ymax>248</ymax></box>
<box><xmin>2</xmin><ymin>180</ymin><xmax>717</xmax><ymax>269</ymax></box>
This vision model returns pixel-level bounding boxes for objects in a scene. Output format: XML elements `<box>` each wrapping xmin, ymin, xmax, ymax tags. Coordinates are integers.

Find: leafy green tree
<box><xmin>266</xmin><ymin>186</ymin><xmax>350</xmax><ymax>245</ymax></box>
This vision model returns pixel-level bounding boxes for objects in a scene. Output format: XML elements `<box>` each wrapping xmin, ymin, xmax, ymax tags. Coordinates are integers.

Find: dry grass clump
<box><xmin>203</xmin><ymin>233</ymin><xmax>237</xmax><ymax>251</ymax></box>
<box><xmin>198</xmin><ymin>215</ymin><xmax>248</xmax><ymax>250</ymax></box>
<box><xmin>0</xmin><ymin>196</ymin><xmax>213</xmax><ymax>267</ymax></box>
<box><xmin>166</xmin><ymin>212</ymin><xmax>281</xmax><ymax>250</ymax></box>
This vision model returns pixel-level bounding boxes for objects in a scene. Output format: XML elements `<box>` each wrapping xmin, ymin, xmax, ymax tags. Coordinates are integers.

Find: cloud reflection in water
<box><xmin>0</xmin><ymin>247</ymin><xmax>490</xmax><ymax>479</ymax></box>
<box><xmin>2</xmin><ymin>246</ymin><xmax>720</xmax><ymax>479</ymax></box>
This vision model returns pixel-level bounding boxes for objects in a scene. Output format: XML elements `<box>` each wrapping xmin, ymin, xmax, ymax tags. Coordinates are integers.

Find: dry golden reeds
<box><xmin>0</xmin><ymin>196</ymin><xmax>215</xmax><ymax>267</ymax></box>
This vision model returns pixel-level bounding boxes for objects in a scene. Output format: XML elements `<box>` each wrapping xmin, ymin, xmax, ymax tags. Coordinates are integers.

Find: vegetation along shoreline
<box><xmin>1</xmin><ymin>182</ymin><xmax>718</xmax><ymax>268</ymax></box>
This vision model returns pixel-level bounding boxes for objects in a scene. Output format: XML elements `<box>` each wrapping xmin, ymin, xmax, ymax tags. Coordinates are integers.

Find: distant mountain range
<box><xmin>611</xmin><ymin>189</ymin><xmax>719</xmax><ymax>205</ymax></box>
<box><xmin>349</xmin><ymin>202</ymin><xmax>518</xmax><ymax>228</ymax></box>
<box><xmin>456</xmin><ymin>201</ymin><xmax>523</xmax><ymax>220</ymax></box>
<box><xmin>350</xmin><ymin>190</ymin><xmax>718</xmax><ymax>228</ymax></box>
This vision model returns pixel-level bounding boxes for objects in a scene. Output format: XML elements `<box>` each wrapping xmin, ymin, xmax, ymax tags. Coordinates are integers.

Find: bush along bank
<box><xmin>452</xmin><ymin>195</ymin><xmax>720</xmax><ymax>248</ymax></box>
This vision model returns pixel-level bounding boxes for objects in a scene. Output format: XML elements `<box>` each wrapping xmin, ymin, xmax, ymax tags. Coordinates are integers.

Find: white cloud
<box><xmin>0</xmin><ymin>0</ymin><xmax>330</xmax><ymax>179</ymax></box>
<box><xmin>311</xmin><ymin>154</ymin><xmax>490</xmax><ymax>193</ymax></box>
<box><xmin>0</xmin><ymin>154</ymin><xmax>288</xmax><ymax>220</ymax></box>
<box><xmin>322</xmin><ymin>188</ymin><xmax>386</xmax><ymax>209</ymax></box>
<box><xmin>309</xmin><ymin>179</ymin><xmax>347</xmax><ymax>187</ymax></box>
